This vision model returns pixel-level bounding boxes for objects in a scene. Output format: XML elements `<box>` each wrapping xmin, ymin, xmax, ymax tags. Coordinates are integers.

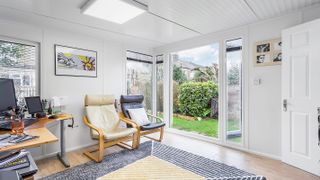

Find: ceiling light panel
<box><xmin>82</xmin><ymin>0</ymin><xmax>146</xmax><ymax>24</ymax></box>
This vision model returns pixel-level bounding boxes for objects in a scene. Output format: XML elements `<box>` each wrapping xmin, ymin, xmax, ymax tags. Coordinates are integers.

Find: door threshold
<box><xmin>166</xmin><ymin>128</ymin><xmax>221</xmax><ymax>145</ymax></box>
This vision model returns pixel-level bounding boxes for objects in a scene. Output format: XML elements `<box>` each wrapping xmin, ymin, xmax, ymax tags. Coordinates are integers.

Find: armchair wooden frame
<box><xmin>83</xmin><ymin>115</ymin><xmax>139</xmax><ymax>163</ymax></box>
<box><xmin>119</xmin><ymin>113</ymin><xmax>164</xmax><ymax>147</ymax></box>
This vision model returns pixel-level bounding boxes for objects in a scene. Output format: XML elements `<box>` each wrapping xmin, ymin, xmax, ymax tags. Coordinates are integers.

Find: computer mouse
<box><xmin>48</xmin><ymin>115</ymin><xmax>58</xmax><ymax>119</ymax></box>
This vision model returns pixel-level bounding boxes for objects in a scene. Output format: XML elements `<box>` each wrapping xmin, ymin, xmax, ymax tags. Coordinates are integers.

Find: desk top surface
<box><xmin>26</xmin><ymin>114</ymin><xmax>73</xmax><ymax>129</ymax></box>
<box><xmin>0</xmin><ymin>114</ymin><xmax>73</xmax><ymax>152</ymax></box>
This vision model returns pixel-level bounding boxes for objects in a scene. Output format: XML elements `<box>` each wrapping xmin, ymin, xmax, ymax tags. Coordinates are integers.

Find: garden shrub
<box><xmin>178</xmin><ymin>81</ymin><xmax>218</xmax><ymax>117</ymax></box>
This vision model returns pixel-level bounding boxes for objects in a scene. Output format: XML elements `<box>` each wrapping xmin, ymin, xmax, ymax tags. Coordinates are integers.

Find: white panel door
<box><xmin>282</xmin><ymin>19</ymin><xmax>320</xmax><ymax>176</ymax></box>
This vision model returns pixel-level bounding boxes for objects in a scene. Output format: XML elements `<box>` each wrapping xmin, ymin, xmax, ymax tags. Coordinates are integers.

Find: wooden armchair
<box><xmin>120</xmin><ymin>95</ymin><xmax>165</xmax><ymax>147</ymax></box>
<box><xmin>83</xmin><ymin>95</ymin><xmax>139</xmax><ymax>163</ymax></box>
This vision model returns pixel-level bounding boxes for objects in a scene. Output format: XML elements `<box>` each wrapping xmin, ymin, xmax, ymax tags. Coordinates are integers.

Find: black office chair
<box><xmin>119</xmin><ymin>95</ymin><xmax>165</xmax><ymax>146</ymax></box>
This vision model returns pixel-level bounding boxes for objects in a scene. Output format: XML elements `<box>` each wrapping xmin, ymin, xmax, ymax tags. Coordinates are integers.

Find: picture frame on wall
<box><xmin>254</xmin><ymin>38</ymin><xmax>281</xmax><ymax>66</ymax></box>
<box><xmin>55</xmin><ymin>44</ymin><xmax>97</xmax><ymax>77</ymax></box>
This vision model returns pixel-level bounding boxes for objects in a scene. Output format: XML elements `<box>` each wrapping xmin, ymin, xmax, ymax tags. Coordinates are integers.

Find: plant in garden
<box><xmin>193</xmin><ymin>64</ymin><xmax>219</xmax><ymax>83</ymax></box>
<box><xmin>228</xmin><ymin>64</ymin><xmax>240</xmax><ymax>85</ymax></box>
<box><xmin>0</xmin><ymin>43</ymin><xmax>24</xmax><ymax>67</ymax></box>
<box><xmin>178</xmin><ymin>81</ymin><xmax>218</xmax><ymax>117</ymax></box>
<box><xmin>173</xmin><ymin>65</ymin><xmax>187</xmax><ymax>84</ymax></box>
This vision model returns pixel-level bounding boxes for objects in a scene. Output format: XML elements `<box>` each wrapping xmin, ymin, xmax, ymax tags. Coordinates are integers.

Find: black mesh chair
<box><xmin>119</xmin><ymin>95</ymin><xmax>165</xmax><ymax>146</ymax></box>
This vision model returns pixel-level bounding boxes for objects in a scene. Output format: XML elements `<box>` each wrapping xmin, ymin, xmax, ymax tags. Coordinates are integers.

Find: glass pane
<box><xmin>0</xmin><ymin>40</ymin><xmax>38</xmax><ymax>106</ymax></box>
<box><xmin>170</xmin><ymin>43</ymin><xmax>219</xmax><ymax>138</ymax></box>
<box><xmin>226</xmin><ymin>38</ymin><xmax>242</xmax><ymax>143</ymax></box>
<box><xmin>126</xmin><ymin>54</ymin><xmax>153</xmax><ymax>112</ymax></box>
<box><xmin>156</xmin><ymin>55</ymin><xmax>164</xmax><ymax>117</ymax></box>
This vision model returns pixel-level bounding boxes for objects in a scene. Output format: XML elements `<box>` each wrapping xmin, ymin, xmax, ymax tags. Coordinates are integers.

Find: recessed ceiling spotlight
<box><xmin>81</xmin><ymin>0</ymin><xmax>147</xmax><ymax>24</ymax></box>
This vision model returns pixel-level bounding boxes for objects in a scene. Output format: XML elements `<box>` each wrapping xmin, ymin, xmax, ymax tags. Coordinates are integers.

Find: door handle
<box><xmin>283</xmin><ymin>99</ymin><xmax>287</xmax><ymax>112</ymax></box>
<box><xmin>318</xmin><ymin>114</ymin><xmax>320</xmax><ymax>147</ymax></box>
<box><xmin>318</xmin><ymin>108</ymin><xmax>320</xmax><ymax>147</ymax></box>
<box><xmin>318</xmin><ymin>123</ymin><xmax>320</xmax><ymax>147</ymax></box>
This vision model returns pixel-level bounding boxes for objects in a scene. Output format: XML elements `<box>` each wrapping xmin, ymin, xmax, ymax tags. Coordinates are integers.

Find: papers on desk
<box><xmin>0</xmin><ymin>149</ymin><xmax>38</xmax><ymax>177</ymax></box>
<box><xmin>0</xmin><ymin>150</ymin><xmax>30</xmax><ymax>172</ymax></box>
<box><xmin>0</xmin><ymin>134</ymin><xmax>39</xmax><ymax>149</ymax></box>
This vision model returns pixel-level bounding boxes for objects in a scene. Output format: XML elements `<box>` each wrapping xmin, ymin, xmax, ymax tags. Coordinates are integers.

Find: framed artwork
<box><xmin>254</xmin><ymin>38</ymin><xmax>281</xmax><ymax>66</ymax></box>
<box><xmin>55</xmin><ymin>44</ymin><xmax>97</xmax><ymax>77</ymax></box>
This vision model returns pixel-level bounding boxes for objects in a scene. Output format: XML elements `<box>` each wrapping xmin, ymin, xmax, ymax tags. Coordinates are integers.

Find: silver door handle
<box><xmin>317</xmin><ymin>108</ymin><xmax>320</xmax><ymax>147</ymax></box>
<box><xmin>318</xmin><ymin>114</ymin><xmax>320</xmax><ymax>147</ymax></box>
<box><xmin>283</xmin><ymin>99</ymin><xmax>287</xmax><ymax>112</ymax></box>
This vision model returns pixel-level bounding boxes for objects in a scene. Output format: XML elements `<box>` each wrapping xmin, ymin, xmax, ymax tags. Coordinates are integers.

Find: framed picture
<box><xmin>55</xmin><ymin>45</ymin><xmax>97</xmax><ymax>77</ymax></box>
<box><xmin>254</xmin><ymin>38</ymin><xmax>281</xmax><ymax>66</ymax></box>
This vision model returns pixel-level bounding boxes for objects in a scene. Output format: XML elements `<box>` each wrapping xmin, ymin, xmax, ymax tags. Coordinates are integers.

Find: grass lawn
<box><xmin>172</xmin><ymin>116</ymin><xmax>242</xmax><ymax>142</ymax></box>
<box><xmin>172</xmin><ymin>116</ymin><xmax>219</xmax><ymax>137</ymax></box>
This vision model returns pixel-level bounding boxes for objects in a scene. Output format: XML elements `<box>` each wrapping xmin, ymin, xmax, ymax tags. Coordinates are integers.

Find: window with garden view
<box><xmin>0</xmin><ymin>39</ymin><xmax>39</xmax><ymax>106</ymax></box>
<box><xmin>156</xmin><ymin>55</ymin><xmax>164</xmax><ymax>117</ymax></box>
<box><xmin>226</xmin><ymin>38</ymin><xmax>243</xmax><ymax>143</ymax></box>
<box><xmin>126</xmin><ymin>51</ymin><xmax>153</xmax><ymax>112</ymax></box>
<box><xmin>171</xmin><ymin>43</ymin><xmax>220</xmax><ymax>138</ymax></box>
<box><xmin>170</xmin><ymin>39</ymin><xmax>243</xmax><ymax>143</ymax></box>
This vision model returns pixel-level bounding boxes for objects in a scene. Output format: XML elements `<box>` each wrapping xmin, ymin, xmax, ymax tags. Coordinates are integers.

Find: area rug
<box><xmin>98</xmin><ymin>156</ymin><xmax>204</xmax><ymax>180</ymax></box>
<box><xmin>41</xmin><ymin>141</ymin><xmax>266</xmax><ymax>180</ymax></box>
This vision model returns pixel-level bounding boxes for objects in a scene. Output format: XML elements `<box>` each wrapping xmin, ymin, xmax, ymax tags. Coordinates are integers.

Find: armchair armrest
<box><xmin>119</xmin><ymin>113</ymin><xmax>139</xmax><ymax>128</ymax></box>
<box><xmin>83</xmin><ymin>116</ymin><xmax>104</xmax><ymax>139</ymax></box>
<box><xmin>147</xmin><ymin>114</ymin><xmax>164</xmax><ymax>123</ymax></box>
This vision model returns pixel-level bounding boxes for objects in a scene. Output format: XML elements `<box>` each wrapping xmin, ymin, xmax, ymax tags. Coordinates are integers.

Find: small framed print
<box><xmin>256</xmin><ymin>43</ymin><xmax>270</xmax><ymax>53</ymax></box>
<box><xmin>256</xmin><ymin>54</ymin><xmax>271</xmax><ymax>64</ymax></box>
<box><xmin>272</xmin><ymin>51</ymin><xmax>282</xmax><ymax>63</ymax></box>
<box><xmin>55</xmin><ymin>45</ymin><xmax>97</xmax><ymax>77</ymax></box>
<box><xmin>254</xmin><ymin>38</ymin><xmax>282</xmax><ymax>66</ymax></box>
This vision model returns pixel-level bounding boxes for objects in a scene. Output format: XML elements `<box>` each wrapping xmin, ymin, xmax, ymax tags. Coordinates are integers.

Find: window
<box><xmin>126</xmin><ymin>51</ymin><xmax>153</xmax><ymax>112</ymax></box>
<box><xmin>156</xmin><ymin>55</ymin><xmax>164</xmax><ymax>117</ymax></box>
<box><xmin>0</xmin><ymin>39</ymin><xmax>39</xmax><ymax>106</ymax></box>
<box><xmin>225</xmin><ymin>38</ymin><xmax>243</xmax><ymax>143</ymax></box>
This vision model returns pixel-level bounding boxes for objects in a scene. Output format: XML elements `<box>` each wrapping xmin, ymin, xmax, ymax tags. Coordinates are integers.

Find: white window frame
<box><xmin>0</xmin><ymin>36</ymin><xmax>41</xmax><ymax>98</ymax></box>
<box><xmin>125</xmin><ymin>50</ymin><xmax>154</xmax><ymax>113</ymax></box>
<box><xmin>223</xmin><ymin>37</ymin><xmax>245</xmax><ymax>147</ymax></box>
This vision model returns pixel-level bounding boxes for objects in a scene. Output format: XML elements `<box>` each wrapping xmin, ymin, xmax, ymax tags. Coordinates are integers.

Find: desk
<box><xmin>0</xmin><ymin>114</ymin><xmax>73</xmax><ymax>167</ymax></box>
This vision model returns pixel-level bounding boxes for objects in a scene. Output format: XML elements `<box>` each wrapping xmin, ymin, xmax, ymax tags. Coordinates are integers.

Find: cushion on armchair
<box><xmin>141</xmin><ymin>122</ymin><xmax>165</xmax><ymax>131</ymax></box>
<box><xmin>120</xmin><ymin>95</ymin><xmax>144</xmax><ymax>118</ymax></box>
<box><xmin>86</xmin><ymin>105</ymin><xmax>120</xmax><ymax>136</ymax></box>
<box><xmin>120</xmin><ymin>95</ymin><xmax>166</xmax><ymax>130</ymax></box>
<box><xmin>127</xmin><ymin>108</ymin><xmax>151</xmax><ymax>126</ymax></box>
<box><xmin>85</xmin><ymin>95</ymin><xmax>137</xmax><ymax>140</ymax></box>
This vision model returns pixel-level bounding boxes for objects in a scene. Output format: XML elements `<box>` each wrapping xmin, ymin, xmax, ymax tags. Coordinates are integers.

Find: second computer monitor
<box><xmin>25</xmin><ymin>96</ymin><xmax>43</xmax><ymax>114</ymax></box>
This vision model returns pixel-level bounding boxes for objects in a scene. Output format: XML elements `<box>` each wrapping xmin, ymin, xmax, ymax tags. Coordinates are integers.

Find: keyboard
<box><xmin>0</xmin><ymin>118</ymin><xmax>39</xmax><ymax>130</ymax></box>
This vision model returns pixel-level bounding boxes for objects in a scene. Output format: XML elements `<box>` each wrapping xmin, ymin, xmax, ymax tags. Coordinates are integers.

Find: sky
<box><xmin>175</xmin><ymin>43</ymin><xmax>219</xmax><ymax>66</ymax></box>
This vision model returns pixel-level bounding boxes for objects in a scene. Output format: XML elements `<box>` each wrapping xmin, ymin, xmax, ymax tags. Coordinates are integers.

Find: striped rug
<box><xmin>98</xmin><ymin>156</ymin><xmax>205</xmax><ymax>180</ymax></box>
<box><xmin>41</xmin><ymin>141</ymin><xmax>266</xmax><ymax>180</ymax></box>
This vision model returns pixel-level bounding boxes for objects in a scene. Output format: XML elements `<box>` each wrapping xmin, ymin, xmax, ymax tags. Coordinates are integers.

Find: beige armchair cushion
<box><xmin>92</xmin><ymin>127</ymin><xmax>137</xmax><ymax>140</ymax></box>
<box><xmin>85</xmin><ymin>94</ymin><xmax>115</xmax><ymax>106</ymax></box>
<box><xmin>85</xmin><ymin>95</ymin><xmax>136</xmax><ymax>141</ymax></box>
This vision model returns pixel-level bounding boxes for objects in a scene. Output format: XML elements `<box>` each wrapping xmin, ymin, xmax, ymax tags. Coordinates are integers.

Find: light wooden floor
<box><xmin>35</xmin><ymin>132</ymin><xmax>319</xmax><ymax>180</ymax></box>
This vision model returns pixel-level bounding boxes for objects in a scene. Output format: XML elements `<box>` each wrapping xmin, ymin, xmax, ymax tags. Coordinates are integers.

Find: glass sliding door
<box><xmin>225</xmin><ymin>38</ymin><xmax>243</xmax><ymax>143</ymax></box>
<box><xmin>126</xmin><ymin>51</ymin><xmax>153</xmax><ymax>112</ymax></box>
<box><xmin>170</xmin><ymin>43</ymin><xmax>220</xmax><ymax>138</ymax></box>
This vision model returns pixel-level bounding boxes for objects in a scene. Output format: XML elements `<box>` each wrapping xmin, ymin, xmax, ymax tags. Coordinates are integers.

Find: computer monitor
<box><xmin>25</xmin><ymin>96</ymin><xmax>43</xmax><ymax>114</ymax></box>
<box><xmin>0</xmin><ymin>78</ymin><xmax>17</xmax><ymax>112</ymax></box>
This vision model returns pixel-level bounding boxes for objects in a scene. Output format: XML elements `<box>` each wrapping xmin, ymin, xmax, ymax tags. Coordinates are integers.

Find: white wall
<box><xmin>247</xmin><ymin>13</ymin><xmax>302</xmax><ymax>157</ymax></box>
<box><xmin>154</xmin><ymin>5</ymin><xmax>320</xmax><ymax>158</ymax></box>
<box><xmin>0</xmin><ymin>18</ymin><xmax>153</xmax><ymax>158</ymax></box>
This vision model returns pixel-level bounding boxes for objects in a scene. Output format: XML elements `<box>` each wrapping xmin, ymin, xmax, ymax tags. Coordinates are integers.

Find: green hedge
<box><xmin>178</xmin><ymin>81</ymin><xmax>218</xmax><ymax>117</ymax></box>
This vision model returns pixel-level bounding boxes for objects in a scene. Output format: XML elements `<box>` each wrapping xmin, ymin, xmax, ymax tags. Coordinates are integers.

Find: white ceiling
<box><xmin>0</xmin><ymin>0</ymin><xmax>319</xmax><ymax>46</ymax></box>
